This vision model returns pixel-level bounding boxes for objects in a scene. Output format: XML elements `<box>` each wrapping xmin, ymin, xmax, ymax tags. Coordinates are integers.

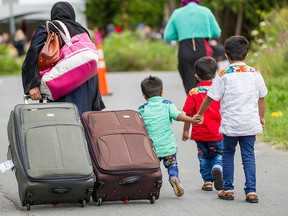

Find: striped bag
<box><xmin>40</xmin><ymin>21</ymin><xmax>98</xmax><ymax>100</ymax></box>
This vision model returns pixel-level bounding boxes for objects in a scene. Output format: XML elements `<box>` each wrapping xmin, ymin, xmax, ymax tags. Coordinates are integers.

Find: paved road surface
<box><xmin>0</xmin><ymin>72</ymin><xmax>287</xmax><ymax>216</ymax></box>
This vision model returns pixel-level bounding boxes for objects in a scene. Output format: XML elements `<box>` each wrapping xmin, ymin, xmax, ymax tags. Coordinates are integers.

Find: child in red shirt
<box><xmin>182</xmin><ymin>57</ymin><xmax>223</xmax><ymax>191</ymax></box>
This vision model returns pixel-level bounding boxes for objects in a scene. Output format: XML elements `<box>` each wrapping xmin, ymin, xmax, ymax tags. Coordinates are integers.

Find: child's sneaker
<box><xmin>212</xmin><ymin>167</ymin><xmax>223</xmax><ymax>190</ymax></box>
<box><xmin>217</xmin><ymin>190</ymin><xmax>234</xmax><ymax>200</ymax></box>
<box><xmin>202</xmin><ymin>181</ymin><xmax>213</xmax><ymax>191</ymax></box>
<box><xmin>169</xmin><ymin>176</ymin><xmax>184</xmax><ymax>197</ymax></box>
<box><xmin>246</xmin><ymin>192</ymin><xmax>258</xmax><ymax>203</ymax></box>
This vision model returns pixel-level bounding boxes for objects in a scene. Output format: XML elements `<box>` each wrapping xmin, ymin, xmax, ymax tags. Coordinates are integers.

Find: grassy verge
<box><xmin>259</xmin><ymin>76</ymin><xmax>288</xmax><ymax>150</ymax></box>
<box><xmin>248</xmin><ymin>6</ymin><xmax>288</xmax><ymax>150</ymax></box>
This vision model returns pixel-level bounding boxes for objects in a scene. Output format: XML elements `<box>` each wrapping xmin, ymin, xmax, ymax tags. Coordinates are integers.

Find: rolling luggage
<box><xmin>7</xmin><ymin>97</ymin><xmax>94</xmax><ymax>210</ymax></box>
<box><xmin>82</xmin><ymin>110</ymin><xmax>162</xmax><ymax>206</ymax></box>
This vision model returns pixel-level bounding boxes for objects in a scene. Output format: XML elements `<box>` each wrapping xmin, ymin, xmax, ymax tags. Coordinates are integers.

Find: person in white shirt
<box><xmin>193</xmin><ymin>35</ymin><xmax>268</xmax><ymax>203</ymax></box>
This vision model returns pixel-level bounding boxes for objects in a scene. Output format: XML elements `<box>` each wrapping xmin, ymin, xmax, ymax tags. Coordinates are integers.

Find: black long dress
<box><xmin>22</xmin><ymin>2</ymin><xmax>105</xmax><ymax>115</ymax></box>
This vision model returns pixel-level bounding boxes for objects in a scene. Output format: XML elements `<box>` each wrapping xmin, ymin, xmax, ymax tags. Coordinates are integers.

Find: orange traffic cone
<box><xmin>96</xmin><ymin>44</ymin><xmax>111</xmax><ymax>96</ymax></box>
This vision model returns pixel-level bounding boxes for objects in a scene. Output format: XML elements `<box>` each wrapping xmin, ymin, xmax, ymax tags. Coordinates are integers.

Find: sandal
<box><xmin>202</xmin><ymin>181</ymin><xmax>213</xmax><ymax>191</ymax></box>
<box><xmin>217</xmin><ymin>190</ymin><xmax>234</xmax><ymax>200</ymax></box>
<box><xmin>246</xmin><ymin>192</ymin><xmax>258</xmax><ymax>203</ymax></box>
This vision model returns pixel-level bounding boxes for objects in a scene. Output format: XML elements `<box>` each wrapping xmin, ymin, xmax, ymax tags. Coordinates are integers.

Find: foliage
<box><xmin>86</xmin><ymin>0</ymin><xmax>288</xmax><ymax>44</ymax></box>
<box><xmin>86</xmin><ymin>0</ymin><xmax>121</xmax><ymax>30</ymax></box>
<box><xmin>203</xmin><ymin>0</ymin><xmax>288</xmax><ymax>19</ymax></box>
<box><xmin>201</xmin><ymin>0</ymin><xmax>288</xmax><ymax>42</ymax></box>
<box><xmin>113</xmin><ymin>0</ymin><xmax>166</xmax><ymax>29</ymax></box>
<box><xmin>263</xmin><ymin>107</ymin><xmax>288</xmax><ymax>150</ymax></box>
<box><xmin>250</xmin><ymin>7</ymin><xmax>288</xmax><ymax>50</ymax></box>
<box><xmin>86</xmin><ymin>0</ymin><xmax>166</xmax><ymax>31</ymax></box>
<box><xmin>102</xmin><ymin>31</ymin><xmax>177</xmax><ymax>72</ymax></box>
<box><xmin>0</xmin><ymin>45</ymin><xmax>22</xmax><ymax>75</ymax></box>
<box><xmin>247</xmin><ymin>7</ymin><xmax>288</xmax><ymax>149</ymax></box>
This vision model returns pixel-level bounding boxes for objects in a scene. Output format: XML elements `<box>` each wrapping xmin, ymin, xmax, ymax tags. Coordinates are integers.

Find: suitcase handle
<box><xmin>49</xmin><ymin>187</ymin><xmax>72</xmax><ymax>194</ymax></box>
<box><xmin>23</xmin><ymin>94</ymin><xmax>48</xmax><ymax>104</ymax></box>
<box><xmin>119</xmin><ymin>176</ymin><xmax>141</xmax><ymax>185</ymax></box>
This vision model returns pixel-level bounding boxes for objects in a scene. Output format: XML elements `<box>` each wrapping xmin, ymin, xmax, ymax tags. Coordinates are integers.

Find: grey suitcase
<box><xmin>7</xmin><ymin>100</ymin><xmax>94</xmax><ymax>210</ymax></box>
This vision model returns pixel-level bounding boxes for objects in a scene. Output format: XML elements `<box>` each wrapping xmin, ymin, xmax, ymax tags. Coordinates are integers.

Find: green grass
<box><xmin>249</xmin><ymin>41</ymin><xmax>288</xmax><ymax>150</ymax></box>
<box><xmin>260</xmin><ymin>76</ymin><xmax>288</xmax><ymax>150</ymax></box>
<box><xmin>261</xmin><ymin>109</ymin><xmax>288</xmax><ymax>150</ymax></box>
<box><xmin>247</xmin><ymin>5</ymin><xmax>288</xmax><ymax>150</ymax></box>
<box><xmin>247</xmin><ymin>56</ymin><xmax>288</xmax><ymax>150</ymax></box>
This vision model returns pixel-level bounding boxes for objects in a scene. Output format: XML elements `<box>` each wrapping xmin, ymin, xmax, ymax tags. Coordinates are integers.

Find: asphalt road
<box><xmin>0</xmin><ymin>72</ymin><xmax>288</xmax><ymax>216</ymax></box>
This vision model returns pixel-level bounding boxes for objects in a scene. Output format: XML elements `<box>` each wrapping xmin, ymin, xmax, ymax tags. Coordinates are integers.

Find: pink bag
<box><xmin>40</xmin><ymin>21</ymin><xmax>99</xmax><ymax>100</ymax></box>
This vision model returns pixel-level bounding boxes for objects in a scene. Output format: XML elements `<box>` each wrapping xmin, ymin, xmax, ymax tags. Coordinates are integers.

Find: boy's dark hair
<box><xmin>141</xmin><ymin>75</ymin><xmax>163</xmax><ymax>98</ymax></box>
<box><xmin>224</xmin><ymin>35</ymin><xmax>249</xmax><ymax>61</ymax></box>
<box><xmin>194</xmin><ymin>57</ymin><xmax>217</xmax><ymax>80</ymax></box>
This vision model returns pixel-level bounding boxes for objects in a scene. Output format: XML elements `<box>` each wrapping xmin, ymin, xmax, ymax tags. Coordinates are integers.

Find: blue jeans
<box><xmin>223</xmin><ymin>135</ymin><xmax>256</xmax><ymax>194</ymax></box>
<box><xmin>196</xmin><ymin>140</ymin><xmax>223</xmax><ymax>182</ymax></box>
<box><xmin>159</xmin><ymin>154</ymin><xmax>179</xmax><ymax>180</ymax></box>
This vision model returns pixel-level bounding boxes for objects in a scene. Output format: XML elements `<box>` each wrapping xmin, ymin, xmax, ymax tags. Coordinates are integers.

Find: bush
<box><xmin>102</xmin><ymin>31</ymin><xmax>177</xmax><ymax>71</ymax></box>
<box><xmin>0</xmin><ymin>44</ymin><xmax>22</xmax><ymax>75</ymax></box>
<box><xmin>248</xmin><ymin>7</ymin><xmax>288</xmax><ymax>149</ymax></box>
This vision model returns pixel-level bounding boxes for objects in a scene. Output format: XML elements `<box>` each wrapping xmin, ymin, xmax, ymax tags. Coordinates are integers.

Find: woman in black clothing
<box><xmin>22</xmin><ymin>1</ymin><xmax>105</xmax><ymax>115</ymax></box>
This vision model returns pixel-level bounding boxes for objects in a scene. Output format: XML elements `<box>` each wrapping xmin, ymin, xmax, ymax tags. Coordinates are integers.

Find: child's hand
<box><xmin>192</xmin><ymin>114</ymin><xmax>204</xmax><ymax>125</ymax></box>
<box><xmin>182</xmin><ymin>130</ymin><xmax>190</xmax><ymax>141</ymax></box>
<box><xmin>260</xmin><ymin>118</ymin><xmax>265</xmax><ymax>128</ymax></box>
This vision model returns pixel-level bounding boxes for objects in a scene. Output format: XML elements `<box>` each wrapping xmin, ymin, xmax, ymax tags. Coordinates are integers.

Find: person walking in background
<box><xmin>22</xmin><ymin>1</ymin><xmax>105</xmax><ymax>115</ymax></box>
<box><xmin>138</xmin><ymin>75</ymin><xmax>200</xmax><ymax>197</ymax></box>
<box><xmin>1</xmin><ymin>32</ymin><xmax>10</xmax><ymax>45</ymax></box>
<box><xmin>194</xmin><ymin>36</ymin><xmax>268</xmax><ymax>203</ymax></box>
<box><xmin>182</xmin><ymin>57</ymin><xmax>223</xmax><ymax>192</ymax></box>
<box><xmin>164</xmin><ymin>0</ymin><xmax>221</xmax><ymax>94</ymax></box>
<box><xmin>13</xmin><ymin>29</ymin><xmax>26</xmax><ymax>57</ymax></box>
<box><xmin>93</xmin><ymin>27</ymin><xmax>103</xmax><ymax>45</ymax></box>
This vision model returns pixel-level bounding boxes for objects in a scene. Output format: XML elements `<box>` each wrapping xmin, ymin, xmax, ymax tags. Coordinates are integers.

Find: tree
<box><xmin>86</xmin><ymin>0</ymin><xmax>121</xmax><ymax>30</ymax></box>
<box><xmin>86</xmin><ymin>0</ymin><xmax>288</xmax><ymax>41</ymax></box>
<box><xmin>86</xmin><ymin>0</ymin><xmax>166</xmax><ymax>32</ymax></box>
<box><xmin>201</xmin><ymin>0</ymin><xmax>288</xmax><ymax>42</ymax></box>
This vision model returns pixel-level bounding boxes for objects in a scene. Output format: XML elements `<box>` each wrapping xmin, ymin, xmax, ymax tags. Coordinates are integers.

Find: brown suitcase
<box><xmin>81</xmin><ymin>110</ymin><xmax>162</xmax><ymax>206</ymax></box>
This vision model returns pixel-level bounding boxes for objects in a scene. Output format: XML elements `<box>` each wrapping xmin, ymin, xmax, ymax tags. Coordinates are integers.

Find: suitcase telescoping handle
<box><xmin>23</xmin><ymin>94</ymin><xmax>48</xmax><ymax>104</ymax></box>
<box><xmin>119</xmin><ymin>176</ymin><xmax>141</xmax><ymax>185</ymax></box>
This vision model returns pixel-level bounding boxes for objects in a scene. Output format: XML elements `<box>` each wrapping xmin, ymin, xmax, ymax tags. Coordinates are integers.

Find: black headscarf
<box><xmin>51</xmin><ymin>1</ymin><xmax>76</xmax><ymax>20</ymax></box>
<box><xmin>50</xmin><ymin>1</ymin><xmax>90</xmax><ymax>38</ymax></box>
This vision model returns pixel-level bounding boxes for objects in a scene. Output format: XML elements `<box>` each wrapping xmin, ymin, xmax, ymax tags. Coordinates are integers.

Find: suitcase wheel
<box><xmin>150</xmin><ymin>196</ymin><xmax>156</xmax><ymax>204</ymax></box>
<box><xmin>96</xmin><ymin>197</ymin><xmax>102</xmax><ymax>206</ymax></box>
<box><xmin>81</xmin><ymin>199</ymin><xmax>86</xmax><ymax>207</ymax></box>
<box><xmin>26</xmin><ymin>203</ymin><xmax>31</xmax><ymax>211</ymax></box>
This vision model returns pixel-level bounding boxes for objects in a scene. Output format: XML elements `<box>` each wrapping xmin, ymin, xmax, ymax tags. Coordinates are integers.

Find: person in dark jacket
<box><xmin>164</xmin><ymin>0</ymin><xmax>221</xmax><ymax>95</ymax></box>
<box><xmin>13</xmin><ymin>29</ymin><xmax>26</xmax><ymax>57</ymax></box>
<box><xmin>22</xmin><ymin>1</ymin><xmax>105</xmax><ymax>115</ymax></box>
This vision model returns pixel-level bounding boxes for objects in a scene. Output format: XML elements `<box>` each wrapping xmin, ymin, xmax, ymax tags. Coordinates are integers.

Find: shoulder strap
<box><xmin>55</xmin><ymin>20</ymin><xmax>71</xmax><ymax>40</ymax></box>
<box><xmin>49</xmin><ymin>21</ymin><xmax>72</xmax><ymax>46</ymax></box>
<box><xmin>45</xmin><ymin>21</ymin><xmax>50</xmax><ymax>33</ymax></box>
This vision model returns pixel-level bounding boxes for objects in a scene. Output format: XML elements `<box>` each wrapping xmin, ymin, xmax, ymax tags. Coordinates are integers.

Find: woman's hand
<box><xmin>29</xmin><ymin>87</ymin><xmax>42</xmax><ymax>100</ymax></box>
